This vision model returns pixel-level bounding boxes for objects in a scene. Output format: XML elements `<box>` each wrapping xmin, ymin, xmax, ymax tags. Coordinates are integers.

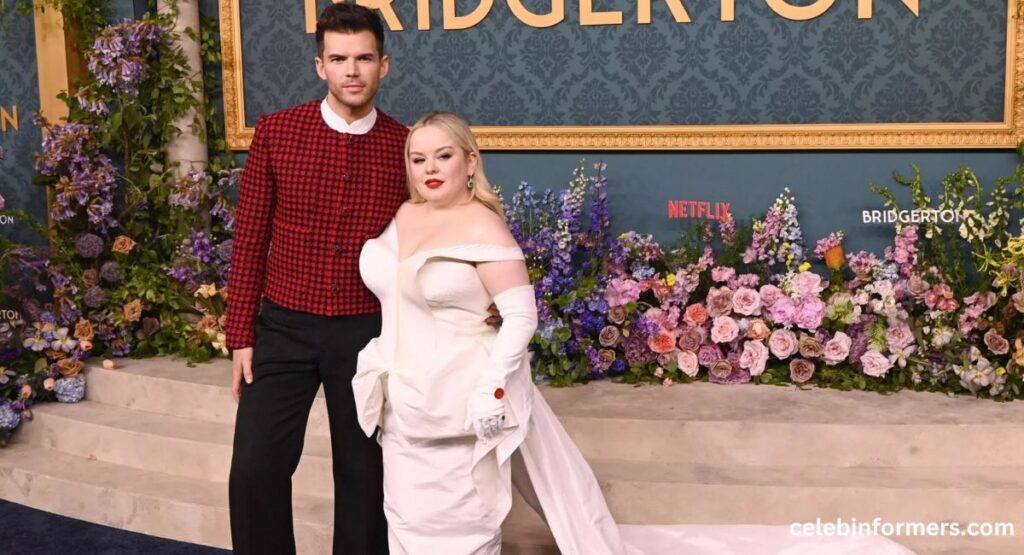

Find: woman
<box><xmin>353</xmin><ymin>113</ymin><xmax>915</xmax><ymax>555</ymax></box>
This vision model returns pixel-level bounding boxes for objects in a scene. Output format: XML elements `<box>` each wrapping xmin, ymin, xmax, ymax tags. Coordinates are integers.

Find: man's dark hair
<box><xmin>316</xmin><ymin>3</ymin><xmax>386</xmax><ymax>58</ymax></box>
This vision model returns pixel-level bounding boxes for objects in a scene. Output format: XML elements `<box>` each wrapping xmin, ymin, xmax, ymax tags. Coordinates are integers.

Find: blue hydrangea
<box><xmin>0</xmin><ymin>402</ymin><xmax>20</xmax><ymax>430</ymax></box>
<box><xmin>54</xmin><ymin>375</ymin><xmax>86</xmax><ymax>403</ymax></box>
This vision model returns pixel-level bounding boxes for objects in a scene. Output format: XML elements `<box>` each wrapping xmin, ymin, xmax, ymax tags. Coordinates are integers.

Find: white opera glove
<box><xmin>466</xmin><ymin>285</ymin><xmax>538</xmax><ymax>441</ymax></box>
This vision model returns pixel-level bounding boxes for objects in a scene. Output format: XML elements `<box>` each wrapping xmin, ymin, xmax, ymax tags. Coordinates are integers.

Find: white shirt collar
<box><xmin>320</xmin><ymin>97</ymin><xmax>377</xmax><ymax>135</ymax></box>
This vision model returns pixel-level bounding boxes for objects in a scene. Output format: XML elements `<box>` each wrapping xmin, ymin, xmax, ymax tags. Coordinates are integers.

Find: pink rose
<box><xmin>823</xmin><ymin>332</ymin><xmax>852</xmax><ymax>365</ymax></box>
<box><xmin>789</xmin><ymin>358</ymin><xmax>816</xmax><ymax>383</ymax></box>
<box><xmin>984</xmin><ymin>328</ymin><xmax>1010</xmax><ymax>356</ymax></box>
<box><xmin>645</xmin><ymin>308</ymin><xmax>671</xmax><ymax>330</ymax></box>
<box><xmin>677</xmin><ymin>350</ymin><xmax>699</xmax><ymax>377</ymax></box>
<box><xmin>907</xmin><ymin>274</ymin><xmax>931</xmax><ymax>298</ymax></box>
<box><xmin>599</xmin><ymin>325</ymin><xmax>620</xmax><ymax>347</ymax></box>
<box><xmin>1013</xmin><ymin>291</ymin><xmax>1024</xmax><ymax>313</ymax></box>
<box><xmin>710</xmin><ymin>316</ymin><xmax>739</xmax><ymax>344</ymax></box>
<box><xmin>739</xmin><ymin>340</ymin><xmax>769</xmax><ymax>376</ymax></box>
<box><xmin>712</xmin><ymin>266</ymin><xmax>736</xmax><ymax>283</ymax></box>
<box><xmin>647</xmin><ymin>328</ymin><xmax>677</xmax><ymax>354</ymax></box>
<box><xmin>678</xmin><ymin>326</ymin><xmax>706</xmax><ymax>352</ymax></box>
<box><xmin>706</xmin><ymin>287</ymin><xmax>735</xmax><ymax>318</ymax></box>
<box><xmin>710</xmin><ymin>359</ymin><xmax>734</xmax><ymax>381</ymax></box>
<box><xmin>746</xmin><ymin>319</ymin><xmax>770</xmax><ymax>341</ymax></box>
<box><xmin>759</xmin><ymin>284</ymin><xmax>784</xmax><ymax>308</ymax></box>
<box><xmin>769</xmin><ymin>329</ymin><xmax>798</xmax><ymax>359</ymax></box>
<box><xmin>598</xmin><ymin>349</ymin><xmax>616</xmax><ymax>367</ymax></box>
<box><xmin>732</xmin><ymin>287</ymin><xmax>762</xmax><ymax>316</ymax></box>
<box><xmin>684</xmin><ymin>303</ymin><xmax>708</xmax><ymax>326</ymax></box>
<box><xmin>608</xmin><ymin>306</ymin><xmax>627</xmax><ymax>324</ymax></box>
<box><xmin>860</xmin><ymin>350</ymin><xmax>893</xmax><ymax>378</ymax></box>
<box><xmin>791</xmin><ymin>271</ymin><xmax>824</xmax><ymax>298</ymax></box>
<box><xmin>793</xmin><ymin>297</ymin><xmax>825</xmax><ymax>331</ymax></box>
<box><xmin>885</xmin><ymin>320</ymin><xmax>914</xmax><ymax>350</ymax></box>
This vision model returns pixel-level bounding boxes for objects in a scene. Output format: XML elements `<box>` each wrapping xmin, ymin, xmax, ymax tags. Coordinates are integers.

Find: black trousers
<box><xmin>229</xmin><ymin>299</ymin><xmax>388</xmax><ymax>555</ymax></box>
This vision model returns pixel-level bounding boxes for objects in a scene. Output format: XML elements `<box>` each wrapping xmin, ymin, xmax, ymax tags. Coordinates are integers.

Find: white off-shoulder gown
<box><xmin>353</xmin><ymin>219</ymin><xmax>915</xmax><ymax>555</ymax></box>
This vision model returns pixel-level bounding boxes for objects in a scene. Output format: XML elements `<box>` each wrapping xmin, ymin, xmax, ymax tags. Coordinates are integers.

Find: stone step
<box><xmin>12</xmin><ymin>399</ymin><xmax>1023</xmax><ymax>553</ymax></box>
<box><xmin>83</xmin><ymin>359</ymin><xmax>331</xmax><ymax>438</ymax></box>
<box><xmin>85</xmin><ymin>360</ymin><xmax>1024</xmax><ymax>467</ymax></box>
<box><xmin>0</xmin><ymin>443</ymin><xmax>556</xmax><ymax>554</ymax></box>
<box><xmin>17</xmin><ymin>400</ymin><xmax>334</xmax><ymax>501</ymax></box>
<box><xmin>0</xmin><ymin>443</ymin><xmax>332</xmax><ymax>553</ymax></box>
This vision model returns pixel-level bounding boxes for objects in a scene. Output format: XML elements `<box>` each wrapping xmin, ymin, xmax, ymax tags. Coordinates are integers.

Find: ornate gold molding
<box><xmin>221</xmin><ymin>0</ymin><xmax>1024</xmax><ymax>151</ymax></box>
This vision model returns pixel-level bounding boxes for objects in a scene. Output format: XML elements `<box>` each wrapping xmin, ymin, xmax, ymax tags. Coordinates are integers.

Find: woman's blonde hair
<box><xmin>404</xmin><ymin>112</ymin><xmax>504</xmax><ymax>217</ymax></box>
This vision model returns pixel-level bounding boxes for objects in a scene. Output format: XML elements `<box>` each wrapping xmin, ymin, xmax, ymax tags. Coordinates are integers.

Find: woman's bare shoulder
<box><xmin>460</xmin><ymin>203</ymin><xmax>518</xmax><ymax>248</ymax></box>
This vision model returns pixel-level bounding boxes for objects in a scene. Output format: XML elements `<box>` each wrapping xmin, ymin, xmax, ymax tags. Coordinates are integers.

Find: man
<box><xmin>225</xmin><ymin>4</ymin><xmax>405</xmax><ymax>554</ymax></box>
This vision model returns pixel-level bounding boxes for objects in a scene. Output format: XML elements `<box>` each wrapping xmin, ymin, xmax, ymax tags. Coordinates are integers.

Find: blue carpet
<box><xmin>0</xmin><ymin>498</ymin><xmax>231</xmax><ymax>554</ymax></box>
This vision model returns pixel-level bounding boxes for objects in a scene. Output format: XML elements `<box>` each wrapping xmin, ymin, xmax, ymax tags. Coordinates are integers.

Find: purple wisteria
<box><xmin>86</xmin><ymin>18</ymin><xmax>164</xmax><ymax>96</ymax></box>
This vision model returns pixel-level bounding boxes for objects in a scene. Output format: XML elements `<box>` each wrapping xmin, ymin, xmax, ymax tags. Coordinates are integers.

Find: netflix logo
<box><xmin>667</xmin><ymin>200</ymin><xmax>732</xmax><ymax>221</ymax></box>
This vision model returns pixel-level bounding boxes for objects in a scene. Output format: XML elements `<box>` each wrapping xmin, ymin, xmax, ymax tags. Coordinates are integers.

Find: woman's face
<box><xmin>407</xmin><ymin>125</ymin><xmax>477</xmax><ymax>207</ymax></box>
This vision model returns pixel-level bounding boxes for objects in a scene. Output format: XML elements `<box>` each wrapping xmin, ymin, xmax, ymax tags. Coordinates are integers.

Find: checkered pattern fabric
<box><xmin>225</xmin><ymin>101</ymin><xmax>409</xmax><ymax>349</ymax></box>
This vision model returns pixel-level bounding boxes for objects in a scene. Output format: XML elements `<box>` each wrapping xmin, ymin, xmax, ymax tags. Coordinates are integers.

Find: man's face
<box><xmin>315</xmin><ymin>30</ymin><xmax>389</xmax><ymax>121</ymax></box>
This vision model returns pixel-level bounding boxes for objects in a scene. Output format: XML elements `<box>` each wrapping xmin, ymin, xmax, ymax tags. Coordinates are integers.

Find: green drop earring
<box><xmin>467</xmin><ymin>177</ymin><xmax>475</xmax><ymax>189</ymax></box>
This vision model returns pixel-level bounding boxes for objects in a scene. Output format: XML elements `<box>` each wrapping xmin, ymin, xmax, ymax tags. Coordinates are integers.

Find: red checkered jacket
<box><xmin>225</xmin><ymin>101</ymin><xmax>409</xmax><ymax>349</ymax></box>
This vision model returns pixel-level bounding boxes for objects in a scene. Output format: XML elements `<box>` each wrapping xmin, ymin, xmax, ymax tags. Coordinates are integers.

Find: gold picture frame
<box><xmin>220</xmin><ymin>0</ymin><xmax>1024</xmax><ymax>151</ymax></box>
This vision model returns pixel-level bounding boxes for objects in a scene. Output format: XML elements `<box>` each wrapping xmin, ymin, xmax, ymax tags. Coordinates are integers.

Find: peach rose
<box><xmin>112</xmin><ymin>235</ymin><xmax>137</xmax><ymax>254</ymax></box>
<box><xmin>74</xmin><ymin>319</ymin><xmax>95</xmax><ymax>341</ymax></box>
<box><xmin>746</xmin><ymin>319</ymin><xmax>770</xmax><ymax>341</ymax></box>
<box><xmin>683</xmin><ymin>303</ymin><xmax>708</xmax><ymax>327</ymax></box>
<box><xmin>57</xmin><ymin>358</ymin><xmax>84</xmax><ymax>377</ymax></box>
<box><xmin>647</xmin><ymin>328</ymin><xmax>676</xmax><ymax>354</ymax></box>
<box><xmin>43</xmin><ymin>377</ymin><xmax>56</xmax><ymax>391</ymax></box>
<box><xmin>123</xmin><ymin>299</ymin><xmax>143</xmax><ymax>324</ymax></box>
